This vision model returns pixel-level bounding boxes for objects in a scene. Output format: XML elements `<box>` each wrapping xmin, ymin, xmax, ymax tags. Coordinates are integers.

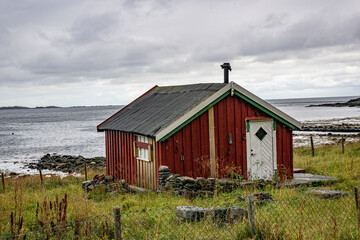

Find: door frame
<box><xmin>245</xmin><ymin>117</ymin><xmax>277</xmax><ymax>180</ymax></box>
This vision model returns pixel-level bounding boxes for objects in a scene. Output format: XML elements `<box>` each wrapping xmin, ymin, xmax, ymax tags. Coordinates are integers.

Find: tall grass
<box><xmin>294</xmin><ymin>142</ymin><xmax>360</xmax><ymax>189</ymax></box>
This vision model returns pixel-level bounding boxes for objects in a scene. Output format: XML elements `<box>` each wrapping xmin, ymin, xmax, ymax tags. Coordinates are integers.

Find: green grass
<box><xmin>0</xmin><ymin>142</ymin><xmax>359</xmax><ymax>239</ymax></box>
<box><xmin>294</xmin><ymin>141</ymin><xmax>360</xmax><ymax>190</ymax></box>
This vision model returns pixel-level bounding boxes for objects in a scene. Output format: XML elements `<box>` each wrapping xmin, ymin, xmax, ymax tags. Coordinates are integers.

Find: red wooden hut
<box><xmin>97</xmin><ymin>65</ymin><xmax>301</xmax><ymax>190</ymax></box>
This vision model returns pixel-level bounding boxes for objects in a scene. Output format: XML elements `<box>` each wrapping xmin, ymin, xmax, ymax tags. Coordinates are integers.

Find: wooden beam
<box><xmin>135</xmin><ymin>141</ymin><xmax>152</xmax><ymax>149</ymax></box>
<box><xmin>208</xmin><ymin>107</ymin><xmax>216</xmax><ymax>178</ymax></box>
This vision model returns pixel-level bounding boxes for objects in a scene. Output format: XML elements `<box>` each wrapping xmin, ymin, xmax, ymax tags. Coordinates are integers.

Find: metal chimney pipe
<box><xmin>221</xmin><ymin>63</ymin><xmax>232</xmax><ymax>83</ymax></box>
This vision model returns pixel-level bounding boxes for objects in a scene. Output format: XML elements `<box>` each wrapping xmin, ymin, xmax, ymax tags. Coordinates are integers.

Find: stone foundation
<box><xmin>158</xmin><ymin>165</ymin><xmax>252</xmax><ymax>196</ymax></box>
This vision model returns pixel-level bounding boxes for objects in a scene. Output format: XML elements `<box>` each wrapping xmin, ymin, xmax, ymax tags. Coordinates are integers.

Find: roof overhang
<box><xmin>97</xmin><ymin>85</ymin><xmax>159</xmax><ymax>132</ymax></box>
<box><xmin>155</xmin><ymin>82</ymin><xmax>302</xmax><ymax>142</ymax></box>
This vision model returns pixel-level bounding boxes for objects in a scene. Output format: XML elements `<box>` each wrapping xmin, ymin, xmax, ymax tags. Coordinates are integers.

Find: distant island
<box><xmin>35</xmin><ymin>106</ymin><xmax>61</xmax><ymax>109</ymax></box>
<box><xmin>307</xmin><ymin>97</ymin><xmax>360</xmax><ymax>107</ymax></box>
<box><xmin>0</xmin><ymin>106</ymin><xmax>30</xmax><ymax>110</ymax></box>
<box><xmin>0</xmin><ymin>106</ymin><xmax>61</xmax><ymax>110</ymax></box>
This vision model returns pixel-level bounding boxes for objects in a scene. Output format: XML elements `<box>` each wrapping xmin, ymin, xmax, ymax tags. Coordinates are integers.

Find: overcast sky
<box><xmin>1</xmin><ymin>0</ymin><xmax>360</xmax><ymax>107</ymax></box>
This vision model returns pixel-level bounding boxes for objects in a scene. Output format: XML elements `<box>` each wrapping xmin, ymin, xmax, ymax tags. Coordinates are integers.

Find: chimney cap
<box><xmin>221</xmin><ymin>62</ymin><xmax>232</xmax><ymax>71</ymax></box>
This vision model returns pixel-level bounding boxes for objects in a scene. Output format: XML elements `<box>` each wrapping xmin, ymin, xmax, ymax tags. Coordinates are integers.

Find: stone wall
<box><xmin>82</xmin><ymin>175</ymin><xmax>127</xmax><ymax>193</ymax></box>
<box><xmin>158</xmin><ymin>166</ymin><xmax>251</xmax><ymax>196</ymax></box>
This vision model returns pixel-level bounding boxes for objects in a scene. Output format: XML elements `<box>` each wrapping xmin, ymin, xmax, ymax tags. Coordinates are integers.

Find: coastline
<box><xmin>1</xmin><ymin>116</ymin><xmax>359</xmax><ymax>177</ymax></box>
<box><xmin>294</xmin><ymin>117</ymin><xmax>360</xmax><ymax>147</ymax></box>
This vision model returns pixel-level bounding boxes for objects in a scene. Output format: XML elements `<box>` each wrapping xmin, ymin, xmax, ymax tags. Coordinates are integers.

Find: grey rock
<box><xmin>212</xmin><ymin>206</ymin><xmax>248</xmax><ymax>224</ymax></box>
<box><xmin>175</xmin><ymin>206</ymin><xmax>207</xmax><ymax>221</ymax></box>
<box><xmin>105</xmin><ymin>175</ymin><xmax>113</xmax><ymax>181</ymax></box>
<box><xmin>178</xmin><ymin>176</ymin><xmax>195</xmax><ymax>184</ymax></box>
<box><xmin>304</xmin><ymin>189</ymin><xmax>350</xmax><ymax>199</ymax></box>
<box><xmin>119</xmin><ymin>179</ymin><xmax>126</xmax><ymax>185</ymax></box>
<box><xmin>228</xmin><ymin>206</ymin><xmax>248</xmax><ymax>220</ymax></box>
<box><xmin>82</xmin><ymin>180</ymin><xmax>93</xmax><ymax>187</ymax></box>
<box><xmin>159</xmin><ymin>165</ymin><xmax>171</xmax><ymax>172</ymax></box>
<box><xmin>110</xmin><ymin>191</ymin><xmax>118</xmax><ymax>195</ymax></box>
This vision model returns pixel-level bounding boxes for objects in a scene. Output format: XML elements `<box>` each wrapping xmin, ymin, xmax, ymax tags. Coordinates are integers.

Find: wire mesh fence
<box><xmin>1</xmin><ymin>192</ymin><xmax>360</xmax><ymax>239</ymax></box>
<box><xmin>254</xmin><ymin>193</ymin><xmax>359</xmax><ymax>239</ymax></box>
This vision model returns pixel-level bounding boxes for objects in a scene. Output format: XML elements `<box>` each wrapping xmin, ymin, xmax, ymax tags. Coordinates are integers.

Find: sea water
<box><xmin>0</xmin><ymin>96</ymin><xmax>359</xmax><ymax>174</ymax></box>
<box><xmin>268</xmin><ymin>96</ymin><xmax>360</xmax><ymax>121</ymax></box>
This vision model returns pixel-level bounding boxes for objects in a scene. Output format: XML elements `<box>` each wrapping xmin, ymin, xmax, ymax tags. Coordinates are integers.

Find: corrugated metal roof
<box><xmin>97</xmin><ymin>83</ymin><xmax>226</xmax><ymax>137</ymax></box>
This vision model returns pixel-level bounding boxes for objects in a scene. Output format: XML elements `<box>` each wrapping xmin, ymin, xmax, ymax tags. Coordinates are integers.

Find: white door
<box><xmin>246</xmin><ymin>120</ymin><xmax>277</xmax><ymax>180</ymax></box>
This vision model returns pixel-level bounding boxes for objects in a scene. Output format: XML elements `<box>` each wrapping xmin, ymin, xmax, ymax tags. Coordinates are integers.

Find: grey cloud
<box><xmin>235</xmin><ymin>13</ymin><xmax>360</xmax><ymax>57</ymax></box>
<box><xmin>69</xmin><ymin>13</ymin><xmax>119</xmax><ymax>44</ymax></box>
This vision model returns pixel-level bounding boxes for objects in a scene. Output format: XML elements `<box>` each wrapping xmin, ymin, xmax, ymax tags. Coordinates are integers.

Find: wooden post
<box><xmin>114</xmin><ymin>207</ymin><xmax>122</xmax><ymax>240</ymax></box>
<box><xmin>341</xmin><ymin>137</ymin><xmax>345</xmax><ymax>154</ymax></box>
<box><xmin>208</xmin><ymin>107</ymin><xmax>216</xmax><ymax>178</ymax></box>
<box><xmin>247</xmin><ymin>195</ymin><xmax>256</xmax><ymax>236</ymax></box>
<box><xmin>84</xmin><ymin>162</ymin><xmax>88</xmax><ymax>181</ymax></box>
<box><xmin>354</xmin><ymin>187</ymin><xmax>360</xmax><ymax>234</ymax></box>
<box><xmin>39</xmin><ymin>169</ymin><xmax>44</xmax><ymax>186</ymax></box>
<box><xmin>1</xmin><ymin>172</ymin><xmax>5</xmax><ymax>194</ymax></box>
<box><xmin>310</xmin><ymin>136</ymin><xmax>315</xmax><ymax>157</ymax></box>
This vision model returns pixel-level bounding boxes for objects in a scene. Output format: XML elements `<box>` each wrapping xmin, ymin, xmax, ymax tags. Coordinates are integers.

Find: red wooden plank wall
<box><xmin>159</xmin><ymin>112</ymin><xmax>210</xmax><ymax>178</ymax></box>
<box><xmin>105</xmin><ymin>131</ymin><xmax>137</xmax><ymax>185</ymax></box>
<box><xmin>276</xmin><ymin>123</ymin><xmax>293</xmax><ymax>179</ymax></box>
<box><xmin>158</xmin><ymin>95</ymin><xmax>294</xmax><ymax>180</ymax></box>
<box><xmin>213</xmin><ymin>95</ymin><xmax>293</xmax><ymax>179</ymax></box>
<box><xmin>213</xmin><ymin>95</ymin><xmax>268</xmax><ymax>178</ymax></box>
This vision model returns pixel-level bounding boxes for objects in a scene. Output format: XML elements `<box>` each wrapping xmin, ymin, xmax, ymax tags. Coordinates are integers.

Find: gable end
<box><xmin>156</xmin><ymin>83</ymin><xmax>302</xmax><ymax>142</ymax></box>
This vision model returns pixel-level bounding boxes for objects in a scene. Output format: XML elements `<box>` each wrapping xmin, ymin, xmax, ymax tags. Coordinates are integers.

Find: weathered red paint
<box><xmin>105</xmin><ymin>131</ymin><xmax>136</xmax><ymax>185</ymax></box>
<box><xmin>157</xmin><ymin>95</ymin><xmax>293</xmax><ymax>180</ymax></box>
<box><xmin>158</xmin><ymin>112</ymin><xmax>210</xmax><ymax>178</ymax></box>
<box><xmin>135</xmin><ymin>141</ymin><xmax>151</xmax><ymax>149</ymax></box>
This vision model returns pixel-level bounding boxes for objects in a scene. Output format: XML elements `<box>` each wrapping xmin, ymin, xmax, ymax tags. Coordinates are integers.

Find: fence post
<box><xmin>39</xmin><ymin>169</ymin><xmax>44</xmax><ymax>186</ymax></box>
<box><xmin>247</xmin><ymin>195</ymin><xmax>256</xmax><ymax>236</ymax></box>
<box><xmin>84</xmin><ymin>162</ymin><xmax>88</xmax><ymax>181</ymax></box>
<box><xmin>341</xmin><ymin>137</ymin><xmax>345</xmax><ymax>154</ymax></box>
<box><xmin>310</xmin><ymin>136</ymin><xmax>315</xmax><ymax>157</ymax></box>
<box><xmin>354</xmin><ymin>187</ymin><xmax>360</xmax><ymax>234</ymax></box>
<box><xmin>114</xmin><ymin>207</ymin><xmax>122</xmax><ymax>240</ymax></box>
<box><xmin>1</xmin><ymin>172</ymin><xmax>5</xmax><ymax>194</ymax></box>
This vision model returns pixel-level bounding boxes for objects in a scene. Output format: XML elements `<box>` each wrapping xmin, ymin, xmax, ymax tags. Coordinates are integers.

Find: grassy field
<box><xmin>294</xmin><ymin>141</ymin><xmax>360</xmax><ymax>190</ymax></box>
<box><xmin>0</xmin><ymin>141</ymin><xmax>359</xmax><ymax>239</ymax></box>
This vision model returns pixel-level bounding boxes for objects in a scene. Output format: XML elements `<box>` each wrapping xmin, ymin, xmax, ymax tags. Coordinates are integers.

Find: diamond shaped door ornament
<box><xmin>255</xmin><ymin>127</ymin><xmax>267</xmax><ymax>140</ymax></box>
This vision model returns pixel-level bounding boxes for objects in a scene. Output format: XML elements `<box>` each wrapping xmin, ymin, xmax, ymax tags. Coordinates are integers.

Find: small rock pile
<box><xmin>27</xmin><ymin>154</ymin><xmax>105</xmax><ymax>173</ymax></box>
<box><xmin>82</xmin><ymin>175</ymin><xmax>127</xmax><ymax>193</ymax></box>
<box><xmin>158</xmin><ymin>165</ymin><xmax>172</xmax><ymax>186</ymax></box>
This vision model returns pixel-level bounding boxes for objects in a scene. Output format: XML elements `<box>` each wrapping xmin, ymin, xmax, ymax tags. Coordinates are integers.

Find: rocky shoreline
<box><xmin>306</xmin><ymin>97</ymin><xmax>360</xmax><ymax>107</ymax></box>
<box><xmin>25</xmin><ymin>154</ymin><xmax>105</xmax><ymax>173</ymax></box>
<box><xmin>299</xmin><ymin>117</ymin><xmax>360</xmax><ymax>131</ymax></box>
<box><xmin>300</xmin><ymin>117</ymin><xmax>360</xmax><ymax>132</ymax></box>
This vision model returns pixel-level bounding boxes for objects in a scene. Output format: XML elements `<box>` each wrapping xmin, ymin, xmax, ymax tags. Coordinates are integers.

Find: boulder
<box><xmin>304</xmin><ymin>189</ymin><xmax>350</xmax><ymax>199</ymax></box>
<box><xmin>212</xmin><ymin>206</ymin><xmax>247</xmax><ymax>224</ymax></box>
<box><xmin>175</xmin><ymin>206</ymin><xmax>207</xmax><ymax>222</ymax></box>
<box><xmin>178</xmin><ymin>176</ymin><xmax>195</xmax><ymax>184</ymax></box>
<box><xmin>159</xmin><ymin>165</ymin><xmax>171</xmax><ymax>172</ymax></box>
